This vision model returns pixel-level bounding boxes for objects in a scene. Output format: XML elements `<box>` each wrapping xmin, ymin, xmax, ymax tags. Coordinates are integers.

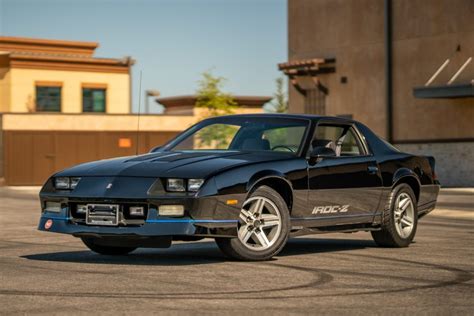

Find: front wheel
<box><xmin>371</xmin><ymin>183</ymin><xmax>418</xmax><ymax>247</ymax></box>
<box><xmin>215</xmin><ymin>185</ymin><xmax>290</xmax><ymax>261</ymax></box>
<box><xmin>81</xmin><ymin>237</ymin><xmax>137</xmax><ymax>255</ymax></box>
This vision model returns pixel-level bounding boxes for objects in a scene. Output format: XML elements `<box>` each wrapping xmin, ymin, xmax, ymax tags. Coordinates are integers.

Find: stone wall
<box><xmin>396</xmin><ymin>142</ymin><xmax>474</xmax><ymax>187</ymax></box>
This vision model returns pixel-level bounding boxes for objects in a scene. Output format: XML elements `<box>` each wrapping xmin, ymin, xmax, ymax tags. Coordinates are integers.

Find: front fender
<box><xmin>246</xmin><ymin>170</ymin><xmax>292</xmax><ymax>193</ymax></box>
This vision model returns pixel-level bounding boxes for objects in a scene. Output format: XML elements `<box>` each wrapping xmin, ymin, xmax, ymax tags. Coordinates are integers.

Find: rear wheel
<box><xmin>215</xmin><ymin>185</ymin><xmax>290</xmax><ymax>261</ymax></box>
<box><xmin>81</xmin><ymin>237</ymin><xmax>137</xmax><ymax>255</ymax></box>
<box><xmin>371</xmin><ymin>183</ymin><xmax>418</xmax><ymax>247</ymax></box>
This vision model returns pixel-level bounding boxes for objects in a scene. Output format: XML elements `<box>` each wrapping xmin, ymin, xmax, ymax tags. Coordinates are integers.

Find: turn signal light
<box><xmin>226</xmin><ymin>199</ymin><xmax>238</xmax><ymax>205</ymax></box>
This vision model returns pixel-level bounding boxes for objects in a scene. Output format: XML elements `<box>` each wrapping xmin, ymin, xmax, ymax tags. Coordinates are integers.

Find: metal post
<box><xmin>384</xmin><ymin>0</ymin><xmax>393</xmax><ymax>143</ymax></box>
<box><xmin>447</xmin><ymin>57</ymin><xmax>472</xmax><ymax>85</ymax></box>
<box><xmin>425</xmin><ymin>59</ymin><xmax>450</xmax><ymax>86</ymax></box>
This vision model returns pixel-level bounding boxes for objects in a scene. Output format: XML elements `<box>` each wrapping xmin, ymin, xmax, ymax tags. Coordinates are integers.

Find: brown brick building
<box><xmin>280</xmin><ymin>0</ymin><xmax>474</xmax><ymax>186</ymax></box>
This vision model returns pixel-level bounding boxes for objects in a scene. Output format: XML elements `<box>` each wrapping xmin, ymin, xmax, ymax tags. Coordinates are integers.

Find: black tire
<box><xmin>371</xmin><ymin>183</ymin><xmax>418</xmax><ymax>247</ymax></box>
<box><xmin>81</xmin><ymin>237</ymin><xmax>137</xmax><ymax>255</ymax></box>
<box><xmin>215</xmin><ymin>185</ymin><xmax>290</xmax><ymax>261</ymax></box>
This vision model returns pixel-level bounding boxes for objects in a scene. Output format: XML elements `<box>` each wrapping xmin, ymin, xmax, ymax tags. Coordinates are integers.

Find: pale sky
<box><xmin>0</xmin><ymin>0</ymin><xmax>288</xmax><ymax>112</ymax></box>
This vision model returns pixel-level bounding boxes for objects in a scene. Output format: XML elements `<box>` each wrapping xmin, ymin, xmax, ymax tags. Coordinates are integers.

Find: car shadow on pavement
<box><xmin>281</xmin><ymin>237</ymin><xmax>376</xmax><ymax>257</ymax></box>
<box><xmin>22</xmin><ymin>237</ymin><xmax>376</xmax><ymax>265</ymax></box>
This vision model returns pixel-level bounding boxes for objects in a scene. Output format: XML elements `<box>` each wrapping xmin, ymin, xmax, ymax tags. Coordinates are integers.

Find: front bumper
<box><xmin>38</xmin><ymin>213</ymin><xmax>238</xmax><ymax>237</ymax></box>
<box><xmin>38</xmin><ymin>196</ymin><xmax>241</xmax><ymax>238</ymax></box>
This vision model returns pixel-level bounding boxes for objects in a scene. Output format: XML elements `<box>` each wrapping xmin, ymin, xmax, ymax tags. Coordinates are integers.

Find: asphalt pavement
<box><xmin>0</xmin><ymin>187</ymin><xmax>472</xmax><ymax>315</ymax></box>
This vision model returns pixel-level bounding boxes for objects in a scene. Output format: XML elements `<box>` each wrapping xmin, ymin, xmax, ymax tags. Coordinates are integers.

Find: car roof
<box><xmin>210</xmin><ymin>113</ymin><xmax>356</xmax><ymax>124</ymax></box>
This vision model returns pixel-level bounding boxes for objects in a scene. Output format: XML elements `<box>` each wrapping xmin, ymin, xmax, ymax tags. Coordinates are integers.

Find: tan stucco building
<box><xmin>0</xmin><ymin>36</ymin><xmax>267</xmax><ymax>185</ymax></box>
<box><xmin>155</xmin><ymin>95</ymin><xmax>269</xmax><ymax>115</ymax></box>
<box><xmin>280</xmin><ymin>0</ymin><xmax>474</xmax><ymax>186</ymax></box>
<box><xmin>0</xmin><ymin>36</ymin><xmax>132</xmax><ymax>114</ymax></box>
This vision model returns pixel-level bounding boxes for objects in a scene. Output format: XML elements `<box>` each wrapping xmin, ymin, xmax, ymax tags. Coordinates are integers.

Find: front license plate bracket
<box><xmin>86</xmin><ymin>204</ymin><xmax>119</xmax><ymax>226</ymax></box>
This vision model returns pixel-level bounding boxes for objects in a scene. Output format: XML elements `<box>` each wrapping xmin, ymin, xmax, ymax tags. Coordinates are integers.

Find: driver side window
<box><xmin>263</xmin><ymin>126</ymin><xmax>306</xmax><ymax>152</ymax></box>
<box><xmin>311</xmin><ymin>124</ymin><xmax>365</xmax><ymax>157</ymax></box>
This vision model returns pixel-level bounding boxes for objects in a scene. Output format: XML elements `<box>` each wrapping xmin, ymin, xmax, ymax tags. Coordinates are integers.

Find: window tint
<box><xmin>340</xmin><ymin>129</ymin><xmax>362</xmax><ymax>156</ymax></box>
<box><xmin>36</xmin><ymin>86</ymin><xmax>61</xmax><ymax>112</ymax></box>
<box><xmin>173</xmin><ymin>124</ymin><xmax>241</xmax><ymax>150</ymax></box>
<box><xmin>263</xmin><ymin>126</ymin><xmax>306</xmax><ymax>153</ymax></box>
<box><xmin>312</xmin><ymin>125</ymin><xmax>364</xmax><ymax>156</ymax></box>
<box><xmin>167</xmin><ymin>117</ymin><xmax>309</xmax><ymax>155</ymax></box>
<box><xmin>83</xmin><ymin>88</ymin><xmax>106</xmax><ymax>112</ymax></box>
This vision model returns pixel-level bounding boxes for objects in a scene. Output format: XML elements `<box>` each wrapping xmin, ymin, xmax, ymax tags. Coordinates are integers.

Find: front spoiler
<box><xmin>38</xmin><ymin>214</ymin><xmax>238</xmax><ymax>237</ymax></box>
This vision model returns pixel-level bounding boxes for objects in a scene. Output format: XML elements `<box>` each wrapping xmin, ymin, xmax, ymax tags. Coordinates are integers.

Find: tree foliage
<box><xmin>270</xmin><ymin>77</ymin><xmax>288</xmax><ymax>113</ymax></box>
<box><xmin>194</xmin><ymin>71</ymin><xmax>238</xmax><ymax>148</ymax></box>
<box><xmin>195</xmin><ymin>71</ymin><xmax>237</xmax><ymax>116</ymax></box>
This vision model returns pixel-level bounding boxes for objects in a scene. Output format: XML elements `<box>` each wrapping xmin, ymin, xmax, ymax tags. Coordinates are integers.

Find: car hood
<box><xmin>55</xmin><ymin>151</ymin><xmax>294</xmax><ymax>179</ymax></box>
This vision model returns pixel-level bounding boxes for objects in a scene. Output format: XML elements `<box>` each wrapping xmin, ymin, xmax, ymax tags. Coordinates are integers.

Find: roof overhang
<box><xmin>0</xmin><ymin>36</ymin><xmax>98</xmax><ymax>57</ymax></box>
<box><xmin>278</xmin><ymin>58</ymin><xmax>336</xmax><ymax>95</ymax></box>
<box><xmin>155</xmin><ymin>95</ymin><xmax>272</xmax><ymax>108</ymax></box>
<box><xmin>0</xmin><ymin>52</ymin><xmax>133</xmax><ymax>74</ymax></box>
<box><xmin>413</xmin><ymin>81</ymin><xmax>474</xmax><ymax>99</ymax></box>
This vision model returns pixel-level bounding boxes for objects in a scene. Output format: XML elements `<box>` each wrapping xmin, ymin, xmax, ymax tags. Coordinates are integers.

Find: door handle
<box><xmin>367</xmin><ymin>166</ymin><xmax>379</xmax><ymax>174</ymax></box>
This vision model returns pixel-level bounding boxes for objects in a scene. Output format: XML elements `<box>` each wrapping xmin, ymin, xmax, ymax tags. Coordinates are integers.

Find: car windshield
<box><xmin>164</xmin><ymin>116</ymin><xmax>310</xmax><ymax>155</ymax></box>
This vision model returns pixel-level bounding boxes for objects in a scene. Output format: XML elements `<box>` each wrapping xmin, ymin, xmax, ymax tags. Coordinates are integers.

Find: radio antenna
<box><xmin>135</xmin><ymin>70</ymin><xmax>143</xmax><ymax>156</ymax></box>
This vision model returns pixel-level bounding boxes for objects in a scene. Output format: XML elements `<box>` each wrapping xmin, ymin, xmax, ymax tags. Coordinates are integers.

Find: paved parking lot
<box><xmin>0</xmin><ymin>187</ymin><xmax>473</xmax><ymax>315</ymax></box>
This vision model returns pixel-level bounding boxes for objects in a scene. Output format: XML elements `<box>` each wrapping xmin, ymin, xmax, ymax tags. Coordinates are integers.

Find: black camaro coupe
<box><xmin>38</xmin><ymin>114</ymin><xmax>440</xmax><ymax>260</ymax></box>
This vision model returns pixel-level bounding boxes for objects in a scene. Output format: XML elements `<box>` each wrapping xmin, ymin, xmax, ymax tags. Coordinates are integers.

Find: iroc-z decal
<box><xmin>312</xmin><ymin>205</ymin><xmax>350</xmax><ymax>215</ymax></box>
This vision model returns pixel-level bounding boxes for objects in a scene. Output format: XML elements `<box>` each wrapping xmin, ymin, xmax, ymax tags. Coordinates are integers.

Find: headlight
<box><xmin>166</xmin><ymin>179</ymin><xmax>185</xmax><ymax>192</ymax></box>
<box><xmin>70</xmin><ymin>177</ymin><xmax>81</xmax><ymax>189</ymax></box>
<box><xmin>54</xmin><ymin>177</ymin><xmax>81</xmax><ymax>190</ymax></box>
<box><xmin>55</xmin><ymin>177</ymin><xmax>70</xmax><ymax>189</ymax></box>
<box><xmin>188</xmin><ymin>179</ymin><xmax>204</xmax><ymax>192</ymax></box>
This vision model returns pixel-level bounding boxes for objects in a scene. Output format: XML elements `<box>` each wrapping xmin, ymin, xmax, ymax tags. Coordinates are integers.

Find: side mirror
<box><xmin>309</xmin><ymin>146</ymin><xmax>336</xmax><ymax>162</ymax></box>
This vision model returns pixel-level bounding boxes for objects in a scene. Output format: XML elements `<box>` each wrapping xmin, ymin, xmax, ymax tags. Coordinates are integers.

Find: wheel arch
<box><xmin>392</xmin><ymin>168</ymin><xmax>421</xmax><ymax>202</ymax></box>
<box><xmin>246</xmin><ymin>171</ymin><xmax>294</xmax><ymax>213</ymax></box>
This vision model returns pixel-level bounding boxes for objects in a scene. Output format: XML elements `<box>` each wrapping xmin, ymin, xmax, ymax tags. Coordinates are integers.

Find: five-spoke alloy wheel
<box><xmin>215</xmin><ymin>185</ymin><xmax>290</xmax><ymax>261</ymax></box>
<box><xmin>393</xmin><ymin>192</ymin><xmax>415</xmax><ymax>239</ymax></box>
<box><xmin>372</xmin><ymin>183</ymin><xmax>418</xmax><ymax>247</ymax></box>
<box><xmin>238</xmin><ymin>196</ymin><xmax>282</xmax><ymax>251</ymax></box>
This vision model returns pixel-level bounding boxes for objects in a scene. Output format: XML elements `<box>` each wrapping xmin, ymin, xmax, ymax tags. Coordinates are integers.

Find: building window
<box><xmin>83</xmin><ymin>88</ymin><xmax>106</xmax><ymax>112</ymax></box>
<box><xmin>36</xmin><ymin>86</ymin><xmax>61</xmax><ymax>112</ymax></box>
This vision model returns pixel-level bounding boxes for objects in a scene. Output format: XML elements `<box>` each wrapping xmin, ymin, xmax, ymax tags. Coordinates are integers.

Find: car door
<box><xmin>305</xmin><ymin>121</ymin><xmax>383</xmax><ymax>226</ymax></box>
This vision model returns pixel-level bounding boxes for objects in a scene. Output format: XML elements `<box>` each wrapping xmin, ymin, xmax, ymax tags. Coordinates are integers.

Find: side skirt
<box><xmin>290</xmin><ymin>223</ymin><xmax>381</xmax><ymax>237</ymax></box>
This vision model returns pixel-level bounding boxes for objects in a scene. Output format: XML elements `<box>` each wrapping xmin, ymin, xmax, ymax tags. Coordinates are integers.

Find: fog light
<box><xmin>76</xmin><ymin>204</ymin><xmax>87</xmax><ymax>214</ymax></box>
<box><xmin>45</xmin><ymin>201</ymin><xmax>61</xmax><ymax>213</ymax></box>
<box><xmin>158</xmin><ymin>205</ymin><xmax>185</xmax><ymax>217</ymax></box>
<box><xmin>130</xmin><ymin>206</ymin><xmax>145</xmax><ymax>217</ymax></box>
